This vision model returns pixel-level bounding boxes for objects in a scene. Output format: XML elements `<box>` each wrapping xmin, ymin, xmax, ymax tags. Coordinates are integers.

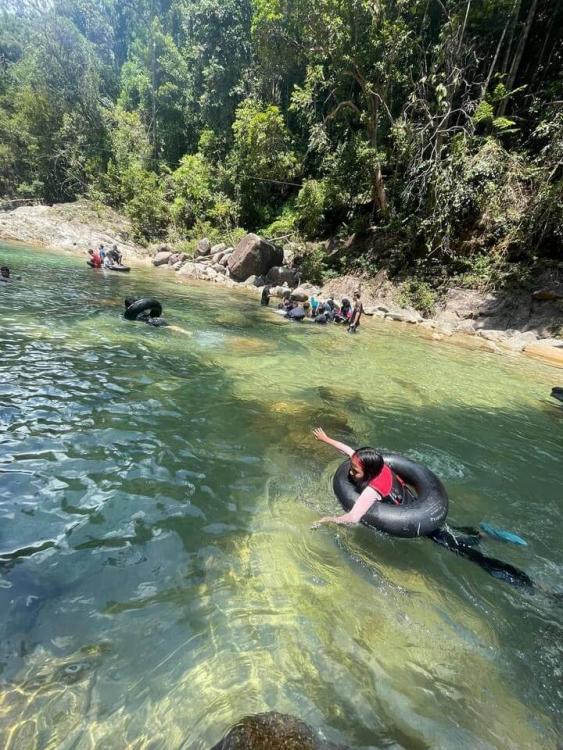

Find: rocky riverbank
<box><xmin>0</xmin><ymin>201</ymin><xmax>147</xmax><ymax>261</ymax></box>
<box><xmin>151</xmin><ymin>234</ymin><xmax>563</xmax><ymax>367</ymax></box>
<box><xmin>1</xmin><ymin>201</ymin><xmax>561</xmax><ymax>367</ymax></box>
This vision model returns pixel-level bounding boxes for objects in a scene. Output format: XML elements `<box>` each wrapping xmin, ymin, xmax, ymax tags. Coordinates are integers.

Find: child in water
<box><xmin>311</xmin><ymin>427</ymin><xmax>408</xmax><ymax>527</ymax></box>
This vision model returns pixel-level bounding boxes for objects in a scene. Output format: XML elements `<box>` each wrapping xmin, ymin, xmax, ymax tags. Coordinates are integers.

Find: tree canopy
<box><xmin>0</xmin><ymin>0</ymin><xmax>561</xmax><ymax>282</ymax></box>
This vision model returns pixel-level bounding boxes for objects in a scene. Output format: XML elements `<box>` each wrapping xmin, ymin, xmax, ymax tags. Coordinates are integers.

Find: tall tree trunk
<box><xmin>500</xmin><ymin>0</ymin><xmax>521</xmax><ymax>78</ymax></box>
<box><xmin>529</xmin><ymin>5</ymin><xmax>557</xmax><ymax>88</ymax></box>
<box><xmin>499</xmin><ymin>0</ymin><xmax>539</xmax><ymax>115</ymax></box>
<box><xmin>481</xmin><ymin>0</ymin><xmax>518</xmax><ymax>99</ymax></box>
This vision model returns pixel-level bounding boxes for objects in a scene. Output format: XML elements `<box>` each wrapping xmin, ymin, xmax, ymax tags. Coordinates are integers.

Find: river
<box><xmin>0</xmin><ymin>243</ymin><xmax>561</xmax><ymax>749</ymax></box>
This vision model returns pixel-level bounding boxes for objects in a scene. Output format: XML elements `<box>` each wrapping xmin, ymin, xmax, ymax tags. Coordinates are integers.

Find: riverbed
<box><xmin>0</xmin><ymin>243</ymin><xmax>561</xmax><ymax>749</ymax></box>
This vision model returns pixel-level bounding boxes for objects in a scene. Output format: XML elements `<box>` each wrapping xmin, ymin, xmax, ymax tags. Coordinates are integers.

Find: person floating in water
<box><xmin>87</xmin><ymin>249</ymin><xmax>102</xmax><ymax>268</ymax></box>
<box><xmin>347</xmin><ymin>291</ymin><xmax>363</xmax><ymax>333</ymax></box>
<box><xmin>123</xmin><ymin>298</ymin><xmax>191</xmax><ymax>335</ymax></box>
<box><xmin>311</xmin><ymin>427</ymin><xmax>535</xmax><ymax>589</ymax></box>
<box><xmin>0</xmin><ymin>266</ymin><xmax>10</xmax><ymax>282</ymax></box>
<box><xmin>124</xmin><ymin>297</ymin><xmax>167</xmax><ymax>326</ymax></box>
<box><xmin>311</xmin><ymin>428</ymin><xmax>409</xmax><ymax>526</ymax></box>
<box><xmin>260</xmin><ymin>285</ymin><xmax>271</xmax><ymax>306</ymax></box>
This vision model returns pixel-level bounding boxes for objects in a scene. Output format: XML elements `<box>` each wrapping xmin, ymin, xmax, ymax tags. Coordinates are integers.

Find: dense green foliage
<box><xmin>1</xmin><ymin>0</ymin><xmax>561</xmax><ymax>284</ymax></box>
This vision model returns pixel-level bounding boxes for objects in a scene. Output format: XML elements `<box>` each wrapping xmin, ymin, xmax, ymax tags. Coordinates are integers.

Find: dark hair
<box><xmin>353</xmin><ymin>291</ymin><xmax>361</xmax><ymax>299</ymax></box>
<box><xmin>341</xmin><ymin>298</ymin><xmax>350</xmax><ymax>308</ymax></box>
<box><xmin>1</xmin><ymin>266</ymin><xmax>9</xmax><ymax>275</ymax></box>
<box><xmin>352</xmin><ymin>447</ymin><xmax>384</xmax><ymax>484</ymax></box>
<box><xmin>124</xmin><ymin>297</ymin><xmax>137</xmax><ymax>308</ymax></box>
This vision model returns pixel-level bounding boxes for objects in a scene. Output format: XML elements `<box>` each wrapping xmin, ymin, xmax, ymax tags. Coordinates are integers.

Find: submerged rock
<box><xmin>209</xmin><ymin>712</ymin><xmax>348</xmax><ymax>750</ymax></box>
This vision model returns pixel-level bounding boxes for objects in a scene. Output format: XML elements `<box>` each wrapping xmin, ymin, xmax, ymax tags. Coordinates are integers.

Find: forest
<box><xmin>0</xmin><ymin>0</ymin><xmax>561</xmax><ymax>293</ymax></box>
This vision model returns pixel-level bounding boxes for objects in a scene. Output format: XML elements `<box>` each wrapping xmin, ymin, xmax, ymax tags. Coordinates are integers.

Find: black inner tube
<box><xmin>124</xmin><ymin>298</ymin><xmax>162</xmax><ymax>321</ymax></box>
<box><xmin>333</xmin><ymin>455</ymin><xmax>448</xmax><ymax>537</ymax></box>
<box><xmin>332</xmin><ymin>455</ymin><xmax>534</xmax><ymax>589</ymax></box>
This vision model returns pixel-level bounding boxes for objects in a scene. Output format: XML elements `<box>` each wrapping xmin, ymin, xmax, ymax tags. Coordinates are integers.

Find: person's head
<box><xmin>342</xmin><ymin>297</ymin><xmax>350</xmax><ymax>309</ymax></box>
<box><xmin>349</xmin><ymin>447</ymin><xmax>384</xmax><ymax>485</ymax></box>
<box><xmin>0</xmin><ymin>266</ymin><xmax>9</xmax><ymax>278</ymax></box>
<box><xmin>353</xmin><ymin>291</ymin><xmax>361</xmax><ymax>300</ymax></box>
<box><xmin>124</xmin><ymin>297</ymin><xmax>137</xmax><ymax>309</ymax></box>
<box><xmin>113</xmin><ymin>244</ymin><xmax>118</xmax><ymax>251</ymax></box>
<box><xmin>88</xmin><ymin>249</ymin><xmax>94</xmax><ymax>256</ymax></box>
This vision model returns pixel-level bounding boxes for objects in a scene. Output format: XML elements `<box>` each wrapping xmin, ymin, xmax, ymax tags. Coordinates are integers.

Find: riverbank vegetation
<box><xmin>1</xmin><ymin>0</ymin><xmax>561</xmax><ymax>296</ymax></box>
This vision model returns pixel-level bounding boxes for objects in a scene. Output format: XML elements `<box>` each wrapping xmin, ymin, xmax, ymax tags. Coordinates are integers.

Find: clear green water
<box><xmin>0</xmin><ymin>243</ymin><xmax>561</xmax><ymax>749</ymax></box>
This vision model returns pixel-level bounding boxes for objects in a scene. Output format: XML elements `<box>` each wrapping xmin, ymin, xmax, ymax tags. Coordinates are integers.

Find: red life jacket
<box><xmin>92</xmin><ymin>253</ymin><xmax>102</xmax><ymax>268</ymax></box>
<box><xmin>368</xmin><ymin>464</ymin><xmax>407</xmax><ymax>505</ymax></box>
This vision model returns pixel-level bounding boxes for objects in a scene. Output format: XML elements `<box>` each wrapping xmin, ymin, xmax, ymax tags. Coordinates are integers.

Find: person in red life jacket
<box><xmin>87</xmin><ymin>249</ymin><xmax>102</xmax><ymax>268</ymax></box>
<box><xmin>311</xmin><ymin>427</ymin><xmax>408</xmax><ymax>527</ymax></box>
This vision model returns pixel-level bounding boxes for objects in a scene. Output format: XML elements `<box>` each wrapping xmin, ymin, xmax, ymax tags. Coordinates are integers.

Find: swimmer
<box><xmin>123</xmin><ymin>298</ymin><xmax>192</xmax><ymax>335</ymax></box>
<box><xmin>286</xmin><ymin>301</ymin><xmax>306</xmax><ymax>321</ymax></box>
<box><xmin>334</xmin><ymin>298</ymin><xmax>351</xmax><ymax>324</ymax></box>
<box><xmin>87</xmin><ymin>249</ymin><xmax>102</xmax><ymax>268</ymax></box>
<box><xmin>260</xmin><ymin>285</ymin><xmax>271</xmax><ymax>306</ymax></box>
<box><xmin>311</xmin><ymin>428</ymin><xmax>410</xmax><ymax>527</ymax></box>
<box><xmin>312</xmin><ymin>427</ymin><xmax>536</xmax><ymax>589</ymax></box>
<box><xmin>0</xmin><ymin>266</ymin><xmax>10</xmax><ymax>282</ymax></box>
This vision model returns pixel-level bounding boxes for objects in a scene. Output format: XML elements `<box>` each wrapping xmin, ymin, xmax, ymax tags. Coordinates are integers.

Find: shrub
<box><xmin>398</xmin><ymin>279</ymin><xmax>438</xmax><ymax>317</ymax></box>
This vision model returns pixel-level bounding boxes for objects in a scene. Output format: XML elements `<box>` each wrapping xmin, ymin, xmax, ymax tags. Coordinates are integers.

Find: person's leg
<box><xmin>428</xmin><ymin>528</ymin><xmax>533</xmax><ymax>589</ymax></box>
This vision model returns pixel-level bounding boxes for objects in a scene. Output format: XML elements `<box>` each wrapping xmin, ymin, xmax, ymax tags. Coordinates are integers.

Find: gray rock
<box><xmin>196</xmin><ymin>238</ymin><xmax>211</xmax><ymax>256</ymax></box>
<box><xmin>502</xmin><ymin>331</ymin><xmax>539</xmax><ymax>351</ymax></box>
<box><xmin>289</xmin><ymin>286</ymin><xmax>311</xmax><ymax>302</ymax></box>
<box><xmin>269</xmin><ymin>285</ymin><xmax>291</xmax><ymax>298</ymax></box>
<box><xmin>532</xmin><ymin>285</ymin><xmax>563</xmax><ymax>301</ymax></box>
<box><xmin>168</xmin><ymin>252</ymin><xmax>188</xmax><ymax>265</ymax></box>
<box><xmin>363</xmin><ymin>306</ymin><xmax>386</xmax><ymax>317</ymax></box>
<box><xmin>266</xmin><ymin>265</ymin><xmax>300</xmax><ymax>288</ymax></box>
<box><xmin>227</xmin><ymin>233</ymin><xmax>283</xmax><ymax>281</ymax></box>
<box><xmin>219</xmin><ymin>255</ymin><xmax>230</xmax><ymax>267</ymax></box>
<box><xmin>212</xmin><ymin>263</ymin><xmax>227</xmax><ymax>274</ymax></box>
<box><xmin>153</xmin><ymin>251</ymin><xmax>172</xmax><ymax>267</ymax></box>
<box><xmin>211</xmin><ymin>242</ymin><xmax>227</xmax><ymax>255</ymax></box>
<box><xmin>386</xmin><ymin>308</ymin><xmax>423</xmax><ymax>324</ymax></box>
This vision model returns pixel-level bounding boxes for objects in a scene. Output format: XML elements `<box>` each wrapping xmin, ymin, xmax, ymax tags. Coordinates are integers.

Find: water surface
<box><xmin>0</xmin><ymin>243</ymin><xmax>561</xmax><ymax>749</ymax></box>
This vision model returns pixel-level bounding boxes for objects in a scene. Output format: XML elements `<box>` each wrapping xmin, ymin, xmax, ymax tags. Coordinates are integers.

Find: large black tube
<box><xmin>124</xmin><ymin>298</ymin><xmax>163</xmax><ymax>321</ymax></box>
<box><xmin>333</xmin><ymin>454</ymin><xmax>448</xmax><ymax>537</ymax></box>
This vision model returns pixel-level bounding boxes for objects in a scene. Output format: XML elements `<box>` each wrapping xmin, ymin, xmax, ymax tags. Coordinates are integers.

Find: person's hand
<box><xmin>313</xmin><ymin>427</ymin><xmax>329</xmax><ymax>443</ymax></box>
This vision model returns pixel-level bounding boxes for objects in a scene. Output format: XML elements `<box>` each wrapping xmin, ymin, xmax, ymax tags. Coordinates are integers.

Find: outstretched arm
<box><xmin>313</xmin><ymin>427</ymin><xmax>354</xmax><ymax>457</ymax></box>
<box><xmin>312</xmin><ymin>487</ymin><xmax>380</xmax><ymax>528</ymax></box>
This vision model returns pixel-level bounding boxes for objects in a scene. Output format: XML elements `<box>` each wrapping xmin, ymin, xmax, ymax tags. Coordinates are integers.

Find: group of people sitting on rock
<box><xmin>87</xmin><ymin>243</ymin><xmax>123</xmax><ymax>269</ymax></box>
<box><xmin>262</xmin><ymin>286</ymin><xmax>364</xmax><ymax>333</ymax></box>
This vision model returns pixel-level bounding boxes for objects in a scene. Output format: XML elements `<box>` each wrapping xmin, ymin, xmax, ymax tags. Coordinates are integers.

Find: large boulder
<box><xmin>153</xmin><ymin>251</ymin><xmax>172</xmax><ymax>267</ymax></box>
<box><xmin>210</xmin><ymin>711</ymin><xmax>348</xmax><ymax>750</ymax></box>
<box><xmin>196</xmin><ymin>238</ymin><xmax>211</xmax><ymax>256</ymax></box>
<box><xmin>227</xmin><ymin>233</ymin><xmax>283</xmax><ymax>281</ymax></box>
<box><xmin>289</xmin><ymin>286</ymin><xmax>312</xmax><ymax>302</ymax></box>
<box><xmin>265</xmin><ymin>266</ymin><xmax>300</xmax><ymax>288</ymax></box>
<box><xmin>168</xmin><ymin>252</ymin><xmax>187</xmax><ymax>265</ymax></box>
